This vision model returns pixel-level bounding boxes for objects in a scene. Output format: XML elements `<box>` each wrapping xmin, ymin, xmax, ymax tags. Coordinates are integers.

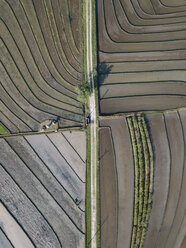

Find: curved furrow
<box><xmin>115</xmin><ymin>0</ymin><xmax>186</xmax><ymax>32</ymax></box>
<box><xmin>66</xmin><ymin>0</ymin><xmax>81</xmax><ymax>54</ymax></box>
<box><xmin>0</xmin><ymin>21</ymin><xmax>81</xmax><ymax>109</ymax></box>
<box><xmin>68</xmin><ymin>0</ymin><xmax>81</xmax><ymax>52</ymax></box>
<box><xmin>164</xmin><ymin>110</ymin><xmax>186</xmax><ymax>248</ymax></box>
<box><xmin>4</xmin><ymin>0</ymin><xmax>79</xmax><ymax>90</ymax></box>
<box><xmin>0</xmin><ymin>111</ymin><xmax>19</xmax><ymax>133</ymax></box>
<box><xmin>152</xmin><ymin>112</ymin><xmax>185</xmax><ymax>248</ymax></box>
<box><xmin>0</xmin><ymin>62</ymin><xmax>57</xmax><ymax>124</ymax></box>
<box><xmin>0</xmin><ymin>45</ymin><xmax>83</xmax><ymax>122</ymax></box>
<box><xmin>134</xmin><ymin>0</ymin><xmax>186</xmax><ymax>19</ymax></box>
<box><xmin>98</xmin><ymin>1</ymin><xmax>186</xmax><ymax>53</ymax></box>
<box><xmin>3</xmin><ymin>1</ymin><xmax>80</xmax><ymax>99</ymax></box>
<box><xmin>130</xmin><ymin>0</ymin><xmax>186</xmax><ymax>22</ymax></box>
<box><xmin>36</xmin><ymin>0</ymin><xmax>81</xmax><ymax>74</ymax></box>
<box><xmin>161</xmin><ymin>0</ymin><xmax>186</xmax><ymax>8</ymax></box>
<box><xmin>49</xmin><ymin>0</ymin><xmax>81</xmax><ymax>71</ymax></box>
<box><xmin>151</xmin><ymin>0</ymin><xmax>186</xmax><ymax>14</ymax></box>
<box><xmin>107</xmin><ymin>0</ymin><xmax>186</xmax><ymax>33</ymax></box>
<box><xmin>143</xmin><ymin>113</ymin><xmax>170</xmax><ymax>248</ymax></box>
<box><xmin>49</xmin><ymin>0</ymin><xmax>81</xmax><ymax>66</ymax></box>
<box><xmin>20</xmin><ymin>0</ymin><xmax>81</xmax><ymax>84</ymax></box>
<box><xmin>58</xmin><ymin>0</ymin><xmax>81</xmax><ymax>61</ymax></box>
<box><xmin>0</xmin><ymin>100</ymin><xmax>31</xmax><ymax>132</ymax></box>
<box><xmin>0</xmin><ymin>83</ymin><xmax>39</xmax><ymax>130</ymax></box>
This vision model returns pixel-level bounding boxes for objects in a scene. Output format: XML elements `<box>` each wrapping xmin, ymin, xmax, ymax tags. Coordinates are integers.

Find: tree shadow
<box><xmin>98</xmin><ymin>62</ymin><xmax>113</xmax><ymax>85</ymax></box>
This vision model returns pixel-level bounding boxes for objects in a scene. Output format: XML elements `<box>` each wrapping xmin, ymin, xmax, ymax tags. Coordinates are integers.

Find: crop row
<box><xmin>127</xmin><ymin>114</ymin><xmax>154</xmax><ymax>248</ymax></box>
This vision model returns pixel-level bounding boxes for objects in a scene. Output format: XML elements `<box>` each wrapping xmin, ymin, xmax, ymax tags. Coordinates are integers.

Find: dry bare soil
<box><xmin>99</xmin><ymin>110</ymin><xmax>186</xmax><ymax>248</ymax></box>
<box><xmin>97</xmin><ymin>0</ymin><xmax>186</xmax><ymax>114</ymax></box>
<box><xmin>0</xmin><ymin>0</ymin><xmax>83</xmax><ymax>133</ymax></box>
<box><xmin>0</xmin><ymin>131</ymin><xmax>86</xmax><ymax>248</ymax></box>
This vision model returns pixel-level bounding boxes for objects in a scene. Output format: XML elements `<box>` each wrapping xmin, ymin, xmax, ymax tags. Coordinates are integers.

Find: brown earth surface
<box><xmin>97</xmin><ymin>0</ymin><xmax>186</xmax><ymax>115</ymax></box>
<box><xmin>143</xmin><ymin>110</ymin><xmax>186</xmax><ymax>248</ymax></box>
<box><xmin>0</xmin><ymin>0</ymin><xmax>83</xmax><ymax>134</ymax></box>
<box><xmin>99</xmin><ymin>127</ymin><xmax>117</xmax><ymax>248</ymax></box>
<box><xmin>100</xmin><ymin>117</ymin><xmax>134</xmax><ymax>248</ymax></box>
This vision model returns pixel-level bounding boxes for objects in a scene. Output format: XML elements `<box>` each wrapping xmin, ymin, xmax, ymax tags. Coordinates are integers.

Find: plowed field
<box><xmin>0</xmin><ymin>0</ymin><xmax>83</xmax><ymax>133</ymax></box>
<box><xmin>97</xmin><ymin>0</ymin><xmax>186</xmax><ymax>114</ymax></box>
<box><xmin>0</xmin><ymin>131</ymin><xmax>86</xmax><ymax>248</ymax></box>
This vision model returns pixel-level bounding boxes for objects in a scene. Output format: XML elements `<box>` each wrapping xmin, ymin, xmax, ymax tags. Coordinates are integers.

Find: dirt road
<box><xmin>86</xmin><ymin>0</ymin><xmax>98</xmax><ymax>247</ymax></box>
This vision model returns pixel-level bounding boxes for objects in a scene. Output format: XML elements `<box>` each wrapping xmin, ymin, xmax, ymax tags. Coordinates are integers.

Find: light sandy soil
<box><xmin>47</xmin><ymin>133</ymin><xmax>86</xmax><ymax>182</ymax></box>
<box><xmin>62</xmin><ymin>131</ymin><xmax>86</xmax><ymax>163</ymax></box>
<box><xmin>0</xmin><ymin>131</ymin><xmax>86</xmax><ymax>248</ymax></box>
<box><xmin>0</xmin><ymin>228</ymin><xmax>13</xmax><ymax>248</ymax></box>
<box><xmin>0</xmin><ymin>203</ymin><xmax>33</xmax><ymax>248</ymax></box>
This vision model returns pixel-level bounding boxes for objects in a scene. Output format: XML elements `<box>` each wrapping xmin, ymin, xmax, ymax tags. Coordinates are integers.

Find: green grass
<box><xmin>85</xmin><ymin>126</ymin><xmax>91</xmax><ymax>247</ymax></box>
<box><xmin>127</xmin><ymin>114</ymin><xmax>154</xmax><ymax>248</ymax></box>
<box><xmin>0</xmin><ymin>124</ymin><xmax>8</xmax><ymax>134</ymax></box>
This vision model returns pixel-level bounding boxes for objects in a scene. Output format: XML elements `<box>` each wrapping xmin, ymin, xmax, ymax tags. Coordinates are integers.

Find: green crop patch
<box><xmin>0</xmin><ymin>124</ymin><xmax>8</xmax><ymax>134</ymax></box>
<box><xmin>127</xmin><ymin>114</ymin><xmax>154</xmax><ymax>248</ymax></box>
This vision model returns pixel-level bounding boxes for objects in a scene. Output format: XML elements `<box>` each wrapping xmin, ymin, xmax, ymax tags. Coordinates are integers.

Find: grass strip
<box><xmin>85</xmin><ymin>126</ymin><xmax>91</xmax><ymax>247</ymax></box>
<box><xmin>127</xmin><ymin>117</ymin><xmax>139</xmax><ymax>247</ymax></box>
<box><xmin>127</xmin><ymin>114</ymin><xmax>154</xmax><ymax>248</ymax></box>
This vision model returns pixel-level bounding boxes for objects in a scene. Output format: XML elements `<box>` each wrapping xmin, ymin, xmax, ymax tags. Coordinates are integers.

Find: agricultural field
<box><xmin>99</xmin><ymin>117</ymin><xmax>134</xmax><ymax>248</ymax></box>
<box><xmin>98</xmin><ymin>1</ymin><xmax>186</xmax><ymax>247</ymax></box>
<box><xmin>97</xmin><ymin>0</ymin><xmax>186</xmax><ymax>114</ymax></box>
<box><xmin>0</xmin><ymin>0</ymin><xmax>84</xmax><ymax>133</ymax></box>
<box><xmin>99</xmin><ymin>110</ymin><xmax>186</xmax><ymax>248</ymax></box>
<box><xmin>0</xmin><ymin>131</ymin><xmax>86</xmax><ymax>248</ymax></box>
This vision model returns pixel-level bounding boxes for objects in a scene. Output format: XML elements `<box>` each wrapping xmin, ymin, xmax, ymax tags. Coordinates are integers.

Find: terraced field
<box><xmin>0</xmin><ymin>131</ymin><xmax>86</xmax><ymax>248</ymax></box>
<box><xmin>0</xmin><ymin>0</ymin><xmax>83</xmax><ymax>133</ymax></box>
<box><xmin>97</xmin><ymin>0</ymin><xmax>186</xmax><ymax>114</ymax></box>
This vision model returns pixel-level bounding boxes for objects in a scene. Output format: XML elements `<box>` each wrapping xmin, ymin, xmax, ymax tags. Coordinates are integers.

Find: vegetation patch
<box><xmin>0</xmin><ymin>124</ymin><xmax>8</xmax><ymax>134</ymax></box>
<box><xmin>85</xmin><ymin>126</ymin><xmax>91</xmax><ymax>247</ymax></box>
<box><xmin>127</xmin><ymin>114</ymin><xmax>154</xmax><ymax>248</ymax></box>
